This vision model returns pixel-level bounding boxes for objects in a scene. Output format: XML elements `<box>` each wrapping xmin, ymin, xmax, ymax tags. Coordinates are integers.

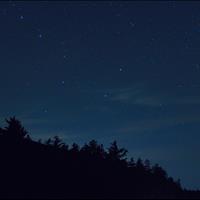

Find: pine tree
<box><xmin>107</xmin><ymin>141</ymin><xmax>128</xmax><ymax>161</ymax></box>
<box><xmin>3</xmin><ymin>117</ymin><xmax>28</xmax><ymax>141</ymax></box>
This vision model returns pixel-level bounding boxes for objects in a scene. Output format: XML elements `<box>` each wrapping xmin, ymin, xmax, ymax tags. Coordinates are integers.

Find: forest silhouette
<box><xmin>0</xmin><ymin>117</ymin><xmax>199</xmax><ymax>199</ymax></box>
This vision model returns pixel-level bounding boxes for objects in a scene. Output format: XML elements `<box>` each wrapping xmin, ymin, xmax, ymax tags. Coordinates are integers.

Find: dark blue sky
<box><xmin>0</xmin><ymin>1</ymin><xmax>200</xmax><ymax>189</ymax></box>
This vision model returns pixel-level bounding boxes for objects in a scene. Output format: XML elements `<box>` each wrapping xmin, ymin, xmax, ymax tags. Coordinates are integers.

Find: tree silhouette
<box><xmin>128</xmin><ymin>157</ymin><xmax>135</xmax><ymax>168</ymax></box>
<box><xmin>52</xmin><ymin>136</ymin><xmax>64</xmax><ymax>148</ymax></box>
<box><xmin>37</xmin><ymin>139</ymin><xmax>42</xmax><ymax>144</ymax></box>
<box><xmin>144</xmin><ymin>159</ymin><xmax>151</xmax><ymax>172</ymax></box>
<box><xmin>152</xmin><ymin>163</ymin><xmax>167</xmax><ymax>179</ymax></box>
<box><xmin>70</xmin><ymin>142</ymin><xmax>80</xmax><ymax>153</ymax></box>
<box><xmin>136</xmin><ymin>158</ymin><xmax>144</xmax><ymax>171</ymax></box>
<box><xmin>81</xmin><ymin>140</ymin><xmax>105</xmax><ymax>158</ymax></box>
<box><xmin>2</xmin><ymin>117</ymin><xmax>28</xmax><ymax>141</ymax></box>
<box><xmin>0</xmin><ymin>117</ymin><xmax>198</xmax><ymax>199</ymax></box>
<box><xmin>107</xmin><ymin>141</ymin><xmax>128</xmax><ymax>161</ymax></box>
<box><xmin>45</xmin><ymin>138</ymin><xmax>52</xmax><ymax>145</ymax></box>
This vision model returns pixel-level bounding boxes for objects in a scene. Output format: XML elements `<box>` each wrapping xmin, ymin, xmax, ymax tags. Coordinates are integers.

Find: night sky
<box><xmin>0</xmin><ymin>1</ymin><xmax>200</xmax><ymax>189</ymax></box>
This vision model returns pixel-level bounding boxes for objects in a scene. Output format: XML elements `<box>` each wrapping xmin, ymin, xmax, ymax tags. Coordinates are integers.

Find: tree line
<box><xmin>0</xmin><ymin>117</ymin><xmax>199</xmax><ymax>199</ymax></box>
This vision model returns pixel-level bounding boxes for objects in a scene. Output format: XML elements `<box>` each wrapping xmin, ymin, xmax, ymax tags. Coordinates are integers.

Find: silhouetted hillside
<box><xmin>0</xmin><ymin>117</ymin><xmax>199</xmax><ymax>199</ymax></box>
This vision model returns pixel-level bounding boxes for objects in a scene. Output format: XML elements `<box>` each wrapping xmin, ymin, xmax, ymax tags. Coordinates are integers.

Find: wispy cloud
<box><xmin>102</xmin><ymin>83</ymin><xmax>200</xmax><ymax>107</ymax></box>
<box><xmin>89</xmin><ymin>82</ymin><xmax>200</xmax><ymax>135</ymax></box>
<box><xmin>116</xmin><ymin>114</ymin><xmax>200</xmax><ymax>135</ymax></box>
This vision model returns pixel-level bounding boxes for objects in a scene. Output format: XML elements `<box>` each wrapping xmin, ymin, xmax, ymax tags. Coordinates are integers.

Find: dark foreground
<box><xmin>0</xmin><ymin>117</ymin><xmax>199</xmax><ymax>199</ymax></box>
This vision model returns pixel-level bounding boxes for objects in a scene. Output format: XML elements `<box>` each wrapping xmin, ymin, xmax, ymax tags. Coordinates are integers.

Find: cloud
<box><xmin>115</xmin><ymin>114</ymin><xmax>200</xmax><ymax>135</ymax></box>
<box><xmin>105</xmin><ymin>83</ymin><xmax>200</xmax><ymax>107</ymax></box>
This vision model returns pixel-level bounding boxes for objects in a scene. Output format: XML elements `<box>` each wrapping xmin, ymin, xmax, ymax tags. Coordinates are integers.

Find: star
<box><xmin>177</xmin><ymin>84</ymin><xmax>184</xmax><ymax>88</ymax></box>
<box><xmin>116</xmin><ymin>31</ymin><xmax>121</xmax><ymax>35</ymax></box>
<box><xmin>19</xmin><ymin>15</ymin><xmax>24</xmax><ymax>20</ymax></box>
<box><xmin>129</xmin><ymin>21</ymin><xmax>135</xmax><ymax>27</ymax></box>
<box><xmin>61</xmin><ymin>80</ymin><xmax>65</xmax><ymax>85</ymax></box>
<box><xmin>43</xmin><ymin>109</ymin><xmax>48</xmax><ymax>113</ymax></box>
<box><xmin>159</xmin><ymin>103</ymin><xmax>164</xmax><ymax>108</ymax></box>
<box><xmin>115</xmin><ymin>13</ymin><xmax>121</xmax><ymax>17</ymax></box>
<box><xmin>195</xmin><ymin>64</ymin><xmax>200</xmax><ymax>70</ymax></box>
<box><xmin>38</xmin><ymin>34</ymin><xmax>42</xmax><ymax>38</ymax></box>
<box><xmin>103</xmin><ymin>93</ymin><xmax>109</xmax><ymax>98</ymax></box>
<box><xmin>119</xmin><ymin>67</ymin><xmax>123</xmax><ymax>72</ymax></box>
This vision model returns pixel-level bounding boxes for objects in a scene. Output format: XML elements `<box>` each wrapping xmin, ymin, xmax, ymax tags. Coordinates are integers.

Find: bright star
<box><xmin>129</xmin><ymin>21</ymin><xmax>135</xmax><ymax>27</ymax></box>
<box><xmin>103</xmin><ymin>93</ymin><xmax>109</xmax><ymax>98</ymax></box>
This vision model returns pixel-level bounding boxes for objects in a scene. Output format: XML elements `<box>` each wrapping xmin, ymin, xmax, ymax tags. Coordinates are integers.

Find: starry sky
<box><xmin>0</xmin><ymin>1</ymin><xmax>200</xmax><ymax>189</ymax></box>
